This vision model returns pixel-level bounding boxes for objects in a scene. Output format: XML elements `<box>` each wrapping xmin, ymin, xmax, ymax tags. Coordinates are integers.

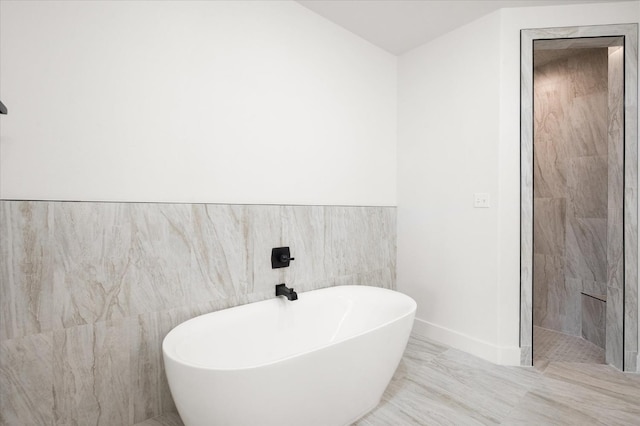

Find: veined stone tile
<box><xmin>128</xmin><ymin>204</ymin><xmax>253</xmax><ymax>316</ymax></box>
<box><xmin>383</xmin><ymin>207</ymin><xmax>397</xmax><ymax>288</ymax></box>
<box><xmin>533</xmin><ymin>254</ymin><xmax>564</xmax><ymax>328</ymax></box>
<box><xmin>534</xmin><ymin>57</ymin><xmax>568</xmax><ymax>88</ymax></box>
<box><xmin>533</xmin><ymin>72</ymin><xmax>571</xmax><ymax>160</ymax></box>
<box><xmin>566</xmin><ymin>155</ymin><xmax>608</xmax><ymax>219</ymax></box>
<box><xmin>607</xmin><ymin>207</ymin><xmax>629</xmax><ymax>288</ymax></box>
<box><xmin>52</xmin><ymin>202</ymin><xmax>132</xmax><ymax>329</ymax></box>
<box><xmin>622</xmin><ymin>25</ymin><xmax>639</xmax><ymax>370</ymax></box>
<box><xmin>521</xmin><ymin>345</ymin><xmax>532</xmax><ymax>367</ymax></box>
<box><xmin>534</xmin><ymin>52</ymin><xmax>608</xmax><ymax>159</ymax></box>
<box><xmin>130</xmin><ymin>303</ymin><xmax>211</xmax><ymax>424</ymax></box>
<box><xmin>281</xmin><ymin>205</ymin><xmax>327</xmax><ymax>288</ymax></box>
<box><xmin>533</xmin><ymin>134</ymin><xmax>567</xmax><ymax>199</ymax></box>
<box><xmin>624</xmin><ymin>351</ymin><xmax>638</xmax><ymax>372</ymax></box>
<box><xmin>534</xmin><ymin>258</ymin><xmax>581</xmax><ymax>336</ymax></box>
<box><xmin>194</xmin><ymin>204</ymin><xmax>251</xmax><ymax>300</ymax></box>
<box><xmin>130</xmin><ymin>308</ymin><xmax>189</xmax><ymax>425</ymax></box>
<box><xmin>0</xmin><ymin>201</ymin><xmax>54</xmax><ymax>341</ymax></box>
<box><xmin>248</xmin><ymin>205</ymin><xmax>283</xmax><ymax>294</ymax></box>
<box><xmin>130</xmin><ymin>311</ymin><xmax>165</xmax><ymax>424</ymax></box>
<box><xmin>606</xmin><ymin>285</ymin><xmax>624</xmax><ymax>369</ymax></box>
<box><xmin>564</xmin><ymin>93</ymin><xmax>608</xmax><ymax>160</ymax></box>
<box><xmin>624</xmin><ymin>186</ymin><xmax>639</xmax><ymax>366</ymax></box>
<box><xmin>53</xmin><ymin>319</ymin><xmax>130</xmax><ymax>426</ymax></box>
<box><xmin>126</xmin><ymin>203</ymin><xmax>194</xmax><ymax>316</ymax></box>
<box><xmin>608</xmin><ymin>46</ymin><xmax>624</xmax><ymax>211</ymax></box>
<box><xmin>533</xmin><ymin>198</ymin><xmax>566</xmax><ymax>256</ymax></box>
<box><xmin>565</xmin><ymin>217</ymin><xmax>607</xmax><ymax>283</ymax></box>
<box><xmin>245</xmin><ymin>288</ymin><xmax>279</xmax><ymax>305</ymax></box>
<box><xmin>581</xmin><ymin>279</ymin><xmax>607</xmax><ymax>298</ymax></box>
<box><xmin>581</xmin><ymin>294</ymin><xmax>606</xmax><ymax>349</ymax></box>
<box><xmin>532</xmin><ymin>45</ymin><xmax>612</xmax><ymax>367</ymax></box>
<box><xmin>624</xmin><ymin>187</ymin><xmax>640</xmax><ymax>366</ymax></box>
<box><xmin>0</xmin><ymin>333</ymin><xmax>53</xmax><ymax>425</ymax></box>
<box><xmin>325</xmin><ymin>207</ymin><xmax>394</xmax><ymax>279</ymax></box>
<box><xmin>521</xmin><ymin>39</ymin><xmax>533</xmax><ymax>355</ymax></box>
<box><xmin>606</xmin><ymin>206</ymin><xmax>623</xmax><ymax>291</ymax></box>
<box><xmin>567</xmin><ymin>49</ymin><xmax>608</xmax><ymax>97</ymax></box>
<box><xmin>624</xmin><ymin>270</ymin><xmax>638</xmax><ymax>353</ymax></box>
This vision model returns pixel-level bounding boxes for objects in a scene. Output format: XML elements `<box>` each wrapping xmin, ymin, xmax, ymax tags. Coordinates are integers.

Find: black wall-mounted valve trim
<box><xmin>0</xmin><ymin>100</ymin><xmax>7</xmax><ymax>115</ymax></box>
<box><xmin>271</xmin><ymin>247</ymin><xmax>295</xmax><ymax>269</ymax></box>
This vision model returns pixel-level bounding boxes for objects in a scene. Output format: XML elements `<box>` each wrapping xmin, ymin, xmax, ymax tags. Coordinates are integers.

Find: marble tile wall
<box><xmin>582</xmin><ymin>294</ymin><xmax>607</xmax><ymax>349</ymax></box>
<box><xmin>533</xmin><ymin>49</ymin><xmax>609</xmax><ymax>345</ymax></box>
<box><xmin>606</xmin><ymin>45</ymin><xmax>626</xmax><ymax>369</ymax></box>
<box><xmin>0</xmin><ymin>200</ymin><xmax>397</xmax><ymax>425</ymax></box>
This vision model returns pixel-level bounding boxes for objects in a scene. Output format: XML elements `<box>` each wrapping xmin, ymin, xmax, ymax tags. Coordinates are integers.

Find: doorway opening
<box><xmin>520</xmin><ymin>24</ymin><xmax>638</xmax><ymax>371</ymax></box>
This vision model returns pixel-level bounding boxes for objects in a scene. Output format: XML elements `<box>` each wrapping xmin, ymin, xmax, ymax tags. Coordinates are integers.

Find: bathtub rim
<box><xmin>163</xmin><ymin>285</ymin><xmax>416</xmax><ymax>372</ymax></box>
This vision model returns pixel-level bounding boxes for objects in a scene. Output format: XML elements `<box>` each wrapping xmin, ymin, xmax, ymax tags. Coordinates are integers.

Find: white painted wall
<box><xmin>398</xmin><ymin>11</ymin><xmax>505</xmax><ymax>362</ymax></box>
<box><xmin>0</xmin><ymin>1</ymin><xmax>397</xmax><ymax>206</ymax></box>
<box><xmin>398</xmin><ymin>1</ymin><xmax>639</xmax><ymax>364</ymax></box>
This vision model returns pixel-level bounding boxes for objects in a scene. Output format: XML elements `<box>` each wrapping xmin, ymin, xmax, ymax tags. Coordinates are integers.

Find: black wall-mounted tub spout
<box><xmin>275</xmin><ymin>283</ymin><xmax>298</xmax><ymax>301</ymax></box>
<box><xmin>0</xmin><ymin>100</ymin><xmax>7</xmax><ymax>115</ymax></box>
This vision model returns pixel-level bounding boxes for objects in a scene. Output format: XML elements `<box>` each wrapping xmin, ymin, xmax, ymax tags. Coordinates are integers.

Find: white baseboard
<box><xmin>412</xmin><ymin>317</ymin><xmax>521</xmax><ymax>366</ymax></box>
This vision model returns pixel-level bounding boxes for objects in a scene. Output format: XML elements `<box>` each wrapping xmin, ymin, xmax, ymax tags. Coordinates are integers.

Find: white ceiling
<box><xmin>296</xmin><ymin>0</ymin><xmax>633</xmax><ymax>55</ymax></box>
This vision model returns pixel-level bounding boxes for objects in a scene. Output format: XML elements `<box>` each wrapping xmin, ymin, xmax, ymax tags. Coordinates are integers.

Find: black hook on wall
<box><xmin>0</xmin><ymin>100</ymin><xmax>7</xmax><ymax>115</ymax></box>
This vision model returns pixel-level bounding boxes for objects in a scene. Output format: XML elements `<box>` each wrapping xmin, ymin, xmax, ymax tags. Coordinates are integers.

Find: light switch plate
<box><xmin>474</xmin><ymin>193</ymin><xmax>490</xmax><ymax>208</ymax></box>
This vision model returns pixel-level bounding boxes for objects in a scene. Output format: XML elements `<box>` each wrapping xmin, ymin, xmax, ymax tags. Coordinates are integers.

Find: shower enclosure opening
<box><xmin>532</xmin><ymin>38</ymin><xmax>623</xmax><ymax>367</ymax></box>
<box><xmin>521</xmin><ymin>24</ymin><xmax>638</xmax><ymax>373</ymax></box>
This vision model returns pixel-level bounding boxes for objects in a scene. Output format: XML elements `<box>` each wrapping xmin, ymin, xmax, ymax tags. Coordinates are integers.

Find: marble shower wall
<box><xmin>533</xmin><ymin>48</ymin><xmax>609</xmax><ymax>348</ymax></box>
<box><xmin>606</xmin><ymin>45</ymin><xmax>626</xmax><ymax>369</ymax></box>
<box><xmin>0</xmin><ymin>200</ymin><xmax>397</xmax><ymax>425</ymax></box>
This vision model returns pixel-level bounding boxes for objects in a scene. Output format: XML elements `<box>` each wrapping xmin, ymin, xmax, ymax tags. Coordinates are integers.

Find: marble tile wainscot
<box><xmin>0</xmin><ymin>200</ymin><xmax>397</xmax><ymax>425</ymax></box>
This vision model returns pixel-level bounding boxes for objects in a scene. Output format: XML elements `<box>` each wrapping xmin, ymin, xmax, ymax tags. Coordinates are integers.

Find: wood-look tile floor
<box><xmin>136</xmin><ymin>334</ymin><xmax>640</xmax><ymax>426</ymax></box>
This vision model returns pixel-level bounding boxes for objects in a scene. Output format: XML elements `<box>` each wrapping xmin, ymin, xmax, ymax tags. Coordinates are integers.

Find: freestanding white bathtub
<box><xmin>162</xmin><ymin>285</ymin><xmax>416</xmax><ymax>426</ymax></box>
